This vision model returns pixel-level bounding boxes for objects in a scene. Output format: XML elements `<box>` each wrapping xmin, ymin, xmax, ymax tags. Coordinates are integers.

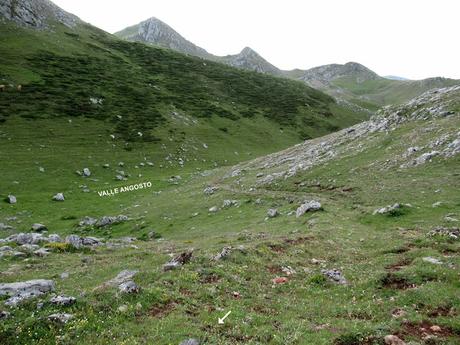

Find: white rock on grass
<box><xmin>180</xmin><ymin>339</ymin><xmax>200</xmax><ymax>345</ymax></box>
<box><xmin>296</xmin><ymin>200</ymin><xmax>322</xmax><ymax>217</ymax></box>
<box><xmin>7</xmin><ymin>195</ymin><xmax>17</xmax><ymax>204</ymax></box>
<box><xmin>48</xmin><ymin>313</ymin><xmax>74</xmax><ymax>323</ymax></box>
<box><xmin>0</xmin><ymin>279</ymin><xmax>55</xmax><ymax>306</ymax></box>
<box><xmin>321</xmin><ymin>269</ymin><xmax>347</xmax><ymax>285</ymax></box>
<box><xmin>208</xmin><ymin>206</ymin><xmax>218</xmax><ymax>213</ymax></box>
<box><xmin>82</xmin><ymin>168</ymin><xmax>91</xmax><ymax>177</ymax></box>
<box><xmin>267</xmin><ymin>209</ymin><xmax>279</xmax><ymax>218</ymax></box>
<box><xmin>31</xmin><ymin>223</ymin><xmax>47</xmax><ymax>232</ymax></box>
<box><xmin>50</xmin><ymin>295</ymin><xmax>76</xmax><ymax>306</ymax></box>
<box><xmin>422</xmin><ymin>257</ymin><xmax>443</xmax><ymax>265</ymax></box>
<box><xmin>118</xmin><ymin>281</ymin><xmax>140</xmax><ymax>294</ymax></box>
<box><xmin>52</xmin><ymin>193</ymin><xmax>65</xmax><ymax>201</ymax></box>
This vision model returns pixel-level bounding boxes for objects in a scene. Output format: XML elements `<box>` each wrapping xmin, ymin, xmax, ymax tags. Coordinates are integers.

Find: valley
<box><xmin>0</xmin><ymin>1</ymin><xmax>459</xmax><ymax>345</ymax></box>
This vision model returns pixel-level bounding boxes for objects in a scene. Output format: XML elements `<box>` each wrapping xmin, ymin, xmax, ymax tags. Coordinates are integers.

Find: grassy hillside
<box><xmin>0</xmin><ymin>85</ymin><xmax>459</xmax><ymax>344</ymax></box>
<box><xmin>0</xmin><ymin>21</ymin><xmax>366</xmax><ymax>145</ymax></box>
<box><xmin>328</xmin><ymin>75</ymin><xmax>460</xmax><ymax>109</ymax></box>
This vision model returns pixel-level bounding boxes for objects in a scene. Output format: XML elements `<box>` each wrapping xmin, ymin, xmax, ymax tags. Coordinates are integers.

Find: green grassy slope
<box><xmin>0</xmin><ymin>21</ymin><xmax>367</xmax><ymax>144</ymax></box>
<box><xmin>0</xmin><ymin>90</ymin><xmax>459</xmax><ymax>344</ymax></box>
<box><xmin>330</xmin><ymin>75</ymin><xmax>460</xmax><ymax>109</ymax></box>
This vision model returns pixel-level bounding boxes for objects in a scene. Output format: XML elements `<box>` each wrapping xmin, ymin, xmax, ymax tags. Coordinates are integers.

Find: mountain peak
<box><xmin>0</xmin><ymin>0</ymin><xmax>80</xmax><ymax>29</ymax></box>
<box><xmin>115</xmin><ymin>16</ymin><xmax>212</xmax><ymax>60</ymax></box>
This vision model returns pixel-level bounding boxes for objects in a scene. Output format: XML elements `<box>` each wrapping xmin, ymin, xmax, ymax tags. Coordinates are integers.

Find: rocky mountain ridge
<box><xmin>0</xmin><ymin>0</ymin><xmax>79</xmax><ymax>29</ymax></box>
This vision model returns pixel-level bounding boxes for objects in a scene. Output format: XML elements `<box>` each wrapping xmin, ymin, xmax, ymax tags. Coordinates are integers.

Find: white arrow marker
<box><xmin>218</xmin><ymin>310</ymin><xmax>232</xmax><ymax>324</ymax></box>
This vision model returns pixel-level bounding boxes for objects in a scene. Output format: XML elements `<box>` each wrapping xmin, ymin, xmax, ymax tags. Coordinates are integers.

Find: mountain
<box><xmin>287</xmin><ymin>62</ymin><xmax>460</xmax><ymax>110</ymax></box>
<box><xmin>0</xmin><ymin>0</ymin><xmax>368</xmax><ymax>171</ymax></box>
<box><xmin>116</xmin><ymin>18</ymin><xmax>459</xmax><ymax>111</ymax></box>
<box><xmin>115</xmin><ymin>18</ymin><xmax>282</xmax><ymax>76</ymax></box>
<box><xmin>221</xmin><ymin>46</ymin><xmax>283</xmax><ymax>76</ymax></box>
<box><xmin>114</xmin><ymin>17</ymin><xmax>213</xmax><ymax>60</ymax></box>
<box><xmin>0</xmin><ymin>0</ymin><xmax>80</xmax><ymax>29</ymax></box>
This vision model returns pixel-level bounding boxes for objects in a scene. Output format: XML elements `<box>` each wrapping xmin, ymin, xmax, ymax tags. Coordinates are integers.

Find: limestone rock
<box><xmin>50</xmin><ymin>295</ymin><xmax>76</xmax><ymax>306</ymax></box>
<box><xmin>321</xmin><ymin>269</ymin><xmax>347</xmax><ymax>285</ymax></box>
<box><xmin>48</xmin><ymin>313</ymin><xmax>74</xmax><ymax>323</ymax></box>
<box><xmin>296</xmin><ymin>201</ymin><xmax>322</xmax><ymax>217</ymax></box>
<box><xmin>52</xmin><ymin>193</ymin><xmax>65</xmax><ymax>201</ymax></box>
<box><xmin>6</xmin><ymin>195</ymin><xmax>16</xmax><ymax>204</ymax></box>
<box><xmin>31</xmin><ymin>223</ymin><xmax>47</xmax><ymax>232</ymax></box>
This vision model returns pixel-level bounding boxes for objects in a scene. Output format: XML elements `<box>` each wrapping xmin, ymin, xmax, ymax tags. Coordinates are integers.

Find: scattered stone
<box><xmin>163</xmin><ymin>251</ymin><xmax>193</xmax><ymax>271</ymax></box>
<box><xmin>428</xmin><ymin>226</ymin><xmax>459</xmax><ymax>239</ymax></box>
<box><xmin>65</xmin><ymin>235</ymin><xmax>83</xmax><ymax>248</ymax></box>
<box><xmin>14</xmin><ymin>232</ymin><xmax>45</xmax><ymax>245</ymax></box>
<box><xmin>179</xmin><ymin>339</ymin><xmax>200</xmax><ymax>345</ymax></box>
<box><xmin>6</xmin><ymin>195</ymin><xmax>16</xmax><ymax>204</ymax></box>
<box><xmin>384</xmin><ymin>335</ymin><xmax>406</xmax><ymax>345</ymax></box>
<box><xmin>104</xmin><ymin>270</ymin><xmax>138</xmax><ymax>287</ymax></box>
<box><xmin>48</xmin><ymin>313</ymin><xmax>74</xmax><ymax>323</ymax></box>
<box><xmin>81</xmin><ymin>237</ymin><xmax>101</xmax><ymax>246</ymax></box>
<box><xmin>414</xmin><ymin>150</ymin><xmax>439</xmax><ymax>166</ymax></box>
<box><xmin>0</xmin><ymin>223</ymin><xmax>13</xmax><ymax>231</ymax></box>
<box><xmin>0</xmin><ymin>310</ymin><xmax>10</xmax><ymax>319</ymax></box>
<box><xmin>296</xmin><ymin>200</ymin><xmax>322</xmax><ymax>217</ymax></box>
<box><xmin>102</xmin><ymin>164</ymin><xmax>110</xmax><ymax>169</ymax></box>
<box><xmin>52</xmin><ymin>193</ymin><xmax>65</xmax><ymax>201</ymax></box>
<box><xmin>213</xmin><ymin>247</ymin><xmax>231</xmax><ymax>261</ymax></box>
<box><xmin>31</xmin><ymin>223</ymin><xmax>47</xmax><ymax>232</ymax></box>
<box><xmin>60</xmin><ymin>272</ymin><xmax>69</xmax><ymax>280</ymax></box>
<box><xmin>34</xmin><ymin>248</ymin><xmax>51</xmax><ymax>257</ymax></box>
<box><xmin>78</xmin><ymin>216</ymin><xmax>97</xmax><ymax>227</ymax></box>
<box><xmin>0</xmin><ymin>279</ymin><xmax>55</xmax><ymax>307</ymax></box>
<box><xmin>96</xmin><ymin>215</ymin><xmax>129</xmax><ymax>227</ymax></box>
<box><xmin>50</xmin><ymin>295</ymin><xmax>76</xmax><ymax>306</ymax></box>
<box><xmin>256</xmin><ymin>172</ymin><xmax>264</xmax><ymax>178</ymax></box>
<box><xmin>208</xmin><ymin>206</ymin><xmax>218</xmax><ymax>213</ymax></box>
<box><xmin>321</xmin><ymin>269</ymin><xmax>347</xmax><ymax>285</ymax></box>
<box><xmin>422</xmin><ymin>257</ymin><xmax>443</xmax><ymax>265</ymax></box>
<box><xmin>432</xmin><ymin>201</ymin><xmax>443</xmax><ymax>208</ymax></box>
<box><xmin>430</xmin><ymin>325</ymin><xmax>442</xmax><ymax>332</ymax></box>
<box><xmin>203</xmin><ymin>186</ymin><xmax>218</xmax><ymax>195</ymax></box>
<box><xmin>82</xmin><ymin>168</ymin><xmax>91</xmax><ymax>177</ymax></box>
<box><xmin>267</xmin><ymin>208</ymin><xmax>279</xmax><ymax>218</ymax></box>
<box><xmin>281</xmin><ymin>266</ymin><xmax>296</xmax><ymax>275</ymax></box>
<box><xmin>445</xmin><ymin>215</ymin><xmax>458</xmax><ymax>222</ymax></box>
<box><xmin>222</xmin><ymin>200</ymin><xmax>238</xmax><ymax>208</ymax></box>
<box><xmin>39</xmin><ymin>167</ymin><xmax>45</xmax><ymax>172</ymax></box>
<box><xmin>118</xmin><ymin>281</ymin><xmax>140</xmax><ymax>294</ymax></box>
<box><xmin>47</xmin><ymin>234</ymin><xmax>62</xmax><ymax>243</ymax></box>
<box><xmin>0</xmin><ymin>246</ymin><xmax>13</xmax><ymax>252</ymax></box>
<box><xmin>118</xmin><ymin>305</ymin><xmax>128</xmax><ymax>313</ymax></box>
<box><xmin>373</xmin><ymin>203</ymin><xmax>405</xmax><ymax>215</ymax></box>
<box><xmin>19</xmin><ymin>244</ymin><xmax>39</xmax><ymax>252</ymax></box>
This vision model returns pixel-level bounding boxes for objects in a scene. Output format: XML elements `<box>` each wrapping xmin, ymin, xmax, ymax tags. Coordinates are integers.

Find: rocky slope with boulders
<box><xmin>226</xmin><ymin>85</ymin><xmax>460</xmax><ymax>184</ymax></box>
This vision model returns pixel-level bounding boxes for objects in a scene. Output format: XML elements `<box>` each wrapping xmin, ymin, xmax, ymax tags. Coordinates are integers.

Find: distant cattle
<box><xmin>0</xmin><ymin>85</ymin><xmax>5</xmax><ymax>92</ymax></box>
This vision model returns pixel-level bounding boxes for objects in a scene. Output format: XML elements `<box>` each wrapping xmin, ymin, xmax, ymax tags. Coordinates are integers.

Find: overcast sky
<box><xmin>53</xmin><ymin>0</ymin><xmax>459</xmax><ymax>80</ymax></box>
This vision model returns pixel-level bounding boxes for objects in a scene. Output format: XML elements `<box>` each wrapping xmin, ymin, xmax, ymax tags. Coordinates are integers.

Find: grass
<box><xmin>0</xmin><ymin>16</ymin><xmax>459</xmax><ymax>345</ymax></box>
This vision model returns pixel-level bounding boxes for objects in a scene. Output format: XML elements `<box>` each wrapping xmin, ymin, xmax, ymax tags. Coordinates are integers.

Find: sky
<box><xmin>52</xmin><ymin>0</ymin><xmax>460</xmax><ymax>80</ymax></box>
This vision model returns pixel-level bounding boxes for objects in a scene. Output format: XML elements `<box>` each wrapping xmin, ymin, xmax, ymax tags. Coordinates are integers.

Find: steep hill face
<box><xmin>114</xmin><ymin>17</ymin><xmax>213</xmax><ymax>60</ymax></box>
<box><xmin>0</xmin><ymin>0</ymin><xmax>80</xmax><ymax>29</ymax></box>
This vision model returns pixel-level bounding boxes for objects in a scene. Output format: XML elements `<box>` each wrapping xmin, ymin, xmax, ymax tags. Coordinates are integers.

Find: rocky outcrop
<box><xmin>0</xmin><ymin>0</ymin><xmax>80</xmax><ymax>29</ymax></box>
<box><xmin>0</xmin><ymin>279</ymin><xmax>55</xmax><ymax>306</ymax></box>
<box><xmin>227</xmin><ymin>86</ymin><xmax>460</xmax><ymax>185</ymax></box>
